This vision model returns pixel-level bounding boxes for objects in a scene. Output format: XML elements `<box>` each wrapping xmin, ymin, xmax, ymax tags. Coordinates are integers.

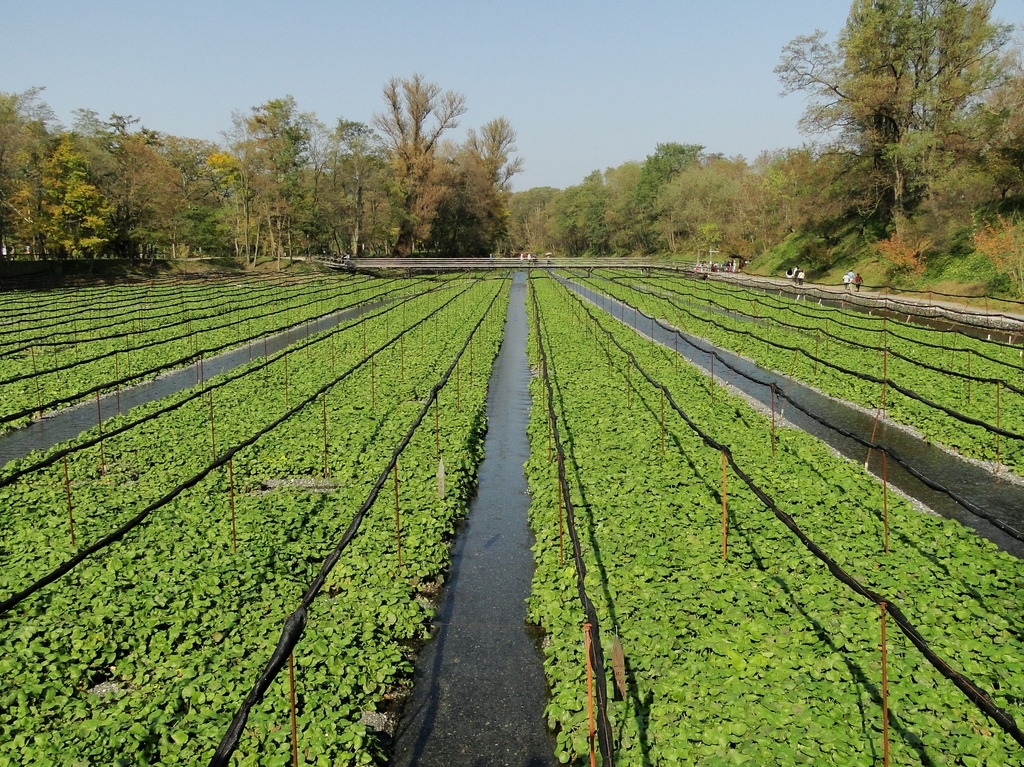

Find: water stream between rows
<box><xmin>390</xmin><ymin>272</ymin><xmax>555</xmax><ymax>765</ymax></box>
<box><xmin>0</xmin><ymin>300</ymin><xmax>384</xmax><ymax>467</ymax></box>
<box><xmin>563</xmin><ymin>275</ymin><xmax>1024</xmax><ymax>559</ymax></box>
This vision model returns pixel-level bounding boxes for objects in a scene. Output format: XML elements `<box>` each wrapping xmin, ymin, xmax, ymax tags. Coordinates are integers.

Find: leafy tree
<box><xmin>158</xmin><ymin>136</ymin><xmax>229</xmax><ymax>257</ymax></box>
<box><xmin>876</xmin><ymin>229</ymin><xmax>930</xmax><ymax>275</ymax></box>
<box><xmin>323</xmin><ymin>119</ymin><xmax>390</xmax><ymax>255</ymax></box>
<box><xmin>777</xmin><ymin>0</ymin><xmax>1011</xmax><ymax>227</ymax></box>
<box><xmin>0</xmin><ymin>88</ymin><xmax>57</xmax><ymax>258</ymax></box>
<box><xmin>508</xmin><ymin>186</ymin><xmax>559</xmax><ymax>253</ymax></box>
<box><xmin>39</xmin><ymin>133</ymin><xmax>112</xmax><ymax>258</ymax></box>
<box><xmin>972</xmin><ymin>215</ymin><xmax>1024</xmax><ymax>293</ymax></box>
<box><xmin>548</xmin><ymin>171</ymin><xmax>612</xmax><ymax>256</ymax></box>
<box><xmin>247</xmin><ymin>96</ymin><xmax>316</xmax><ymax>263</ymax></box>
<box><xmin>633</xmin><ymin>142</ymin><xmax>704</xmax><ymax>252</ymax></box>
<box><xmin>603</xmin><ymin>161</ymin><xmax>643</xmax><ymax>254</ymax></box>
<box><xmin>460</xmin><ymin>117</ymin><xmax>524</xmax><ymax>253</ymax></box>
<box><xmin>373</xmin><ymin>74</ymin><xmax>467</xmax><ymax>256</ymax></box>
<box><xmin>658</xmin><ymin>159</ymin><xmax>739</xmax><ymax>254</ymax></box>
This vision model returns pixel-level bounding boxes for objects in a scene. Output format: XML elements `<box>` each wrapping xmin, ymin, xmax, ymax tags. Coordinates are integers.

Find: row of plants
<box><xmin>0</xmin><ymin>273</ymin><xmax>509</xmax><ymax>764</ymax></box>
<box><xmin>0</xmin><ymin>272</ymin><xmax>368</xmax><ymax>352</ymax></box>
<box><xmin>0</xmin><ymin>272</ymin><xmax>315</xmax><ymax>335</ymax></box>
<box><xmin>0</xmin><ymin>275</ymin><xmax>475</xmax><ymax>585</ymax></box>
<box><xmin>0</xmin><ymin>272</ymin><xmax>428</xmax><ymax>432</ymax></box>
<box><xmin>571</xmin><ymin>270</ymin><xmax>1024</xmax><ymax>474</ymax></box>
<box><xmin>645</xmin><ymin>271</ymin><xmax>1024</xmax><ymax>380</ymax></box>
<box><xmin>525</xmin><ymin>273</ymin><xmax>1024</xmax><ymax>765</ymax></box>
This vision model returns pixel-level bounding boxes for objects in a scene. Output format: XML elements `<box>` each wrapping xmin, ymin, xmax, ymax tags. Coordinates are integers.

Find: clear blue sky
<box><xmin>7</xmin><ymin>0</ymin><xmax>1024</xmax><ymax>191</ymax></box>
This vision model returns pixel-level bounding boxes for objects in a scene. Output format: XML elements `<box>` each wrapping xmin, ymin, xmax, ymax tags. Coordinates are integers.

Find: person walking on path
<box><xmin>854</xmin><ymin>273</ymin><xmax>863</xmax><ymax>291</ymax></box>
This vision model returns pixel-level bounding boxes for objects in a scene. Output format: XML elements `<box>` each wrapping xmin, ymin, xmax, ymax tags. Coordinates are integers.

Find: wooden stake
<box><xmin>882</xmin><ymin>451</ymin><xmax>890</xmax><ymax>554</ymax></box>
<box><xmin>95</xmin><ymin>392</ymin><xmax>106</xmax><ymax>474</ymax></box>
<box><xmin>996</xmin><ymin>382</ymin><xmax>1002</xmax><ymax>473</ymax></box>
<box><xmin>283</xmin><ymin>355</ymin><xmax>290</xmax><ymax>409</ymax></box>
<box><xmin>660</xmin><ymin>390</ymin><xmax>665</xmax><ymax>455</ymax></box>
<box><xmin>30</xmin><ymin>346</ymin><xmax>42</xmax><ymax>416</ymax></box>
<box><xmin>207</xmin><ymin>391</ymin><xmax>216</xmax><ymax>458</ymax></box>
<box><xmin>114</xmin><ymin>352</ymin><xmax>121</xmax><ymax>415</ymax></box>
<box><xmin>583</xmin><ymin>623</ymin><xmax>597</xmax><ymax>767</ymax></box>
<box><xmin>434</xmin><ymin>397</ymin><xmax>441</xmax><ymax>460</ymax></box>
<box><xmin>710</xmin><ymin>353</ymin><xmax>716</xmax><ymax>403</ymax></box>
<box><xmin>557</xmin><ymin>457</ymin><xmax>565</xmax><ymax>566</ymax></box>
<box><xmin>289</xmin><ymin>653</ymin><xmax>299</xmax><ymax>767</ymax></box>
<box><xmin>321</xmin><ymin>392</ymin><xmax>329</xmax><ymax>478</ymax></box>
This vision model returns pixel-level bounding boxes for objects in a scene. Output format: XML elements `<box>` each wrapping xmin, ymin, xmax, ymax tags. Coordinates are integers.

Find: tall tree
<box><xmin>39</xmin><ymin>133</ymin><xmax>112</xmax><ymax>258</ymax></box>
<box><xmin>461</xmin><ymin>117</ymin><xmax>524</xmax><ymax>253</ymax></box>
<box><xmin>324</xmin><ymin>119</ymin><xmax>390</xmax><ymax>255</ymax></box>
<box><xmin>777</xmin><ymin>0</ymin><xmax>1010</xmax><ymax>228</ymax></box>
<box><xmin>632</xmin><ymin>142</ymin><xmax>704</xmax><ymax>253</ymax></box>
<box><xmin>373</xmin><ymin>74</ymin><xmax>466</xmax><ymax>256</ymax></box>
<box><xmin>158</xmin><ymin>136</ymin><xmax>228</xmax><ymax>257</ymax></box>
<box><xmin>0</xmin><ymin>88</ymin><xmax>56</xmax><ymax>258</ymax></box>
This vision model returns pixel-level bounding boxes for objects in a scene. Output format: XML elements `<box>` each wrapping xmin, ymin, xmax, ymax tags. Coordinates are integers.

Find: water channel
<box><xmin>0</xmin><ymin>301</ymin><xmax>385</xmax><ymax>467</ymax></box>
<box><xmin>390</xmin><ymin>272</ymin><xmax>556</xmax><ymax>766</ymax></box>
<box><xmin>563</xmin><ymin>275</ymin><xmax>1024</xmax><ymax>559</ymax></box>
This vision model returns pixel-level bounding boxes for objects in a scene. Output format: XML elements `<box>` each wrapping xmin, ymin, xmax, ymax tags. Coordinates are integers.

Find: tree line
<box><xmin>0</xmin><ymin>74</ymin><xmax>522</xmax><ymax>262</ymax></box>
<box><xmin>505</xmin><ymin>0</ymin><xmax>1024</xmax><ymax>293</ymax></box>
<box><xmin>6</xmin><ymin>2</ymin><xmax>1024</xmax><ymax>293</ymax></box>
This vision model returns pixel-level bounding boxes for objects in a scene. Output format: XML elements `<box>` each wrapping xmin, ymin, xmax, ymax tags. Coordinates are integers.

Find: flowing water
<box><xmin>565</xmin><ymin>277</ymin><xmax>1024</xmax><ymax>559</ymax></box>
<box><xmin>0</xmin><ymin>302</ymin><xmax>383</xmax><ymax>467</ymax></box>
<box><xmin>390</xmin><ymin>273</ymin><xmax>556</xmax><ymax>766</ymax></box>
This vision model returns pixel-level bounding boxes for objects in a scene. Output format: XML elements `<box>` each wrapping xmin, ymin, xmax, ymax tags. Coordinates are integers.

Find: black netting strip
<box><xmin>574</xmin><ymin>273</ymin><xmax>1024</xmax><ymax>443</ymax></box>
<box><xmin>0</xmin><ymin>281</ymin><xmax>450</xmax><ymax>489</ymax></box>
<box><xmin>0</xmin><ymin>271</ymin><xmax>302</xmax><ymax>329</ymax></box>
<box><xmin>0</xmin><ymin>277</ymin><xmax>398</xmax><ymax>385</ymax></box>
<box><xmin>633</xmin><ymin>271</ymin><xmax>1024</xmax><ymax>373</ymax></box>
<box><xmin>0</xmin><ymin>272</ymin><xmax>342</xmax><ymax>347</ymax></box>
<box><xmin>0</xmin><ymin>274</ymin><xmax>375</xmax><ymax>353</ymax></box>
<box><xmin>0</xmin><ymin>278</ymin><xmax>431</xmax><ymax>425</ymax></box>
<box><xmin>649</xmin><ymin>265</ymin><xmax>1024</xmax><ymax>324</ymax></box>
<box><xmin>574</xmin><ymin>274</ymin><xmax>1024</xmax><ymax>540</ymax></box>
